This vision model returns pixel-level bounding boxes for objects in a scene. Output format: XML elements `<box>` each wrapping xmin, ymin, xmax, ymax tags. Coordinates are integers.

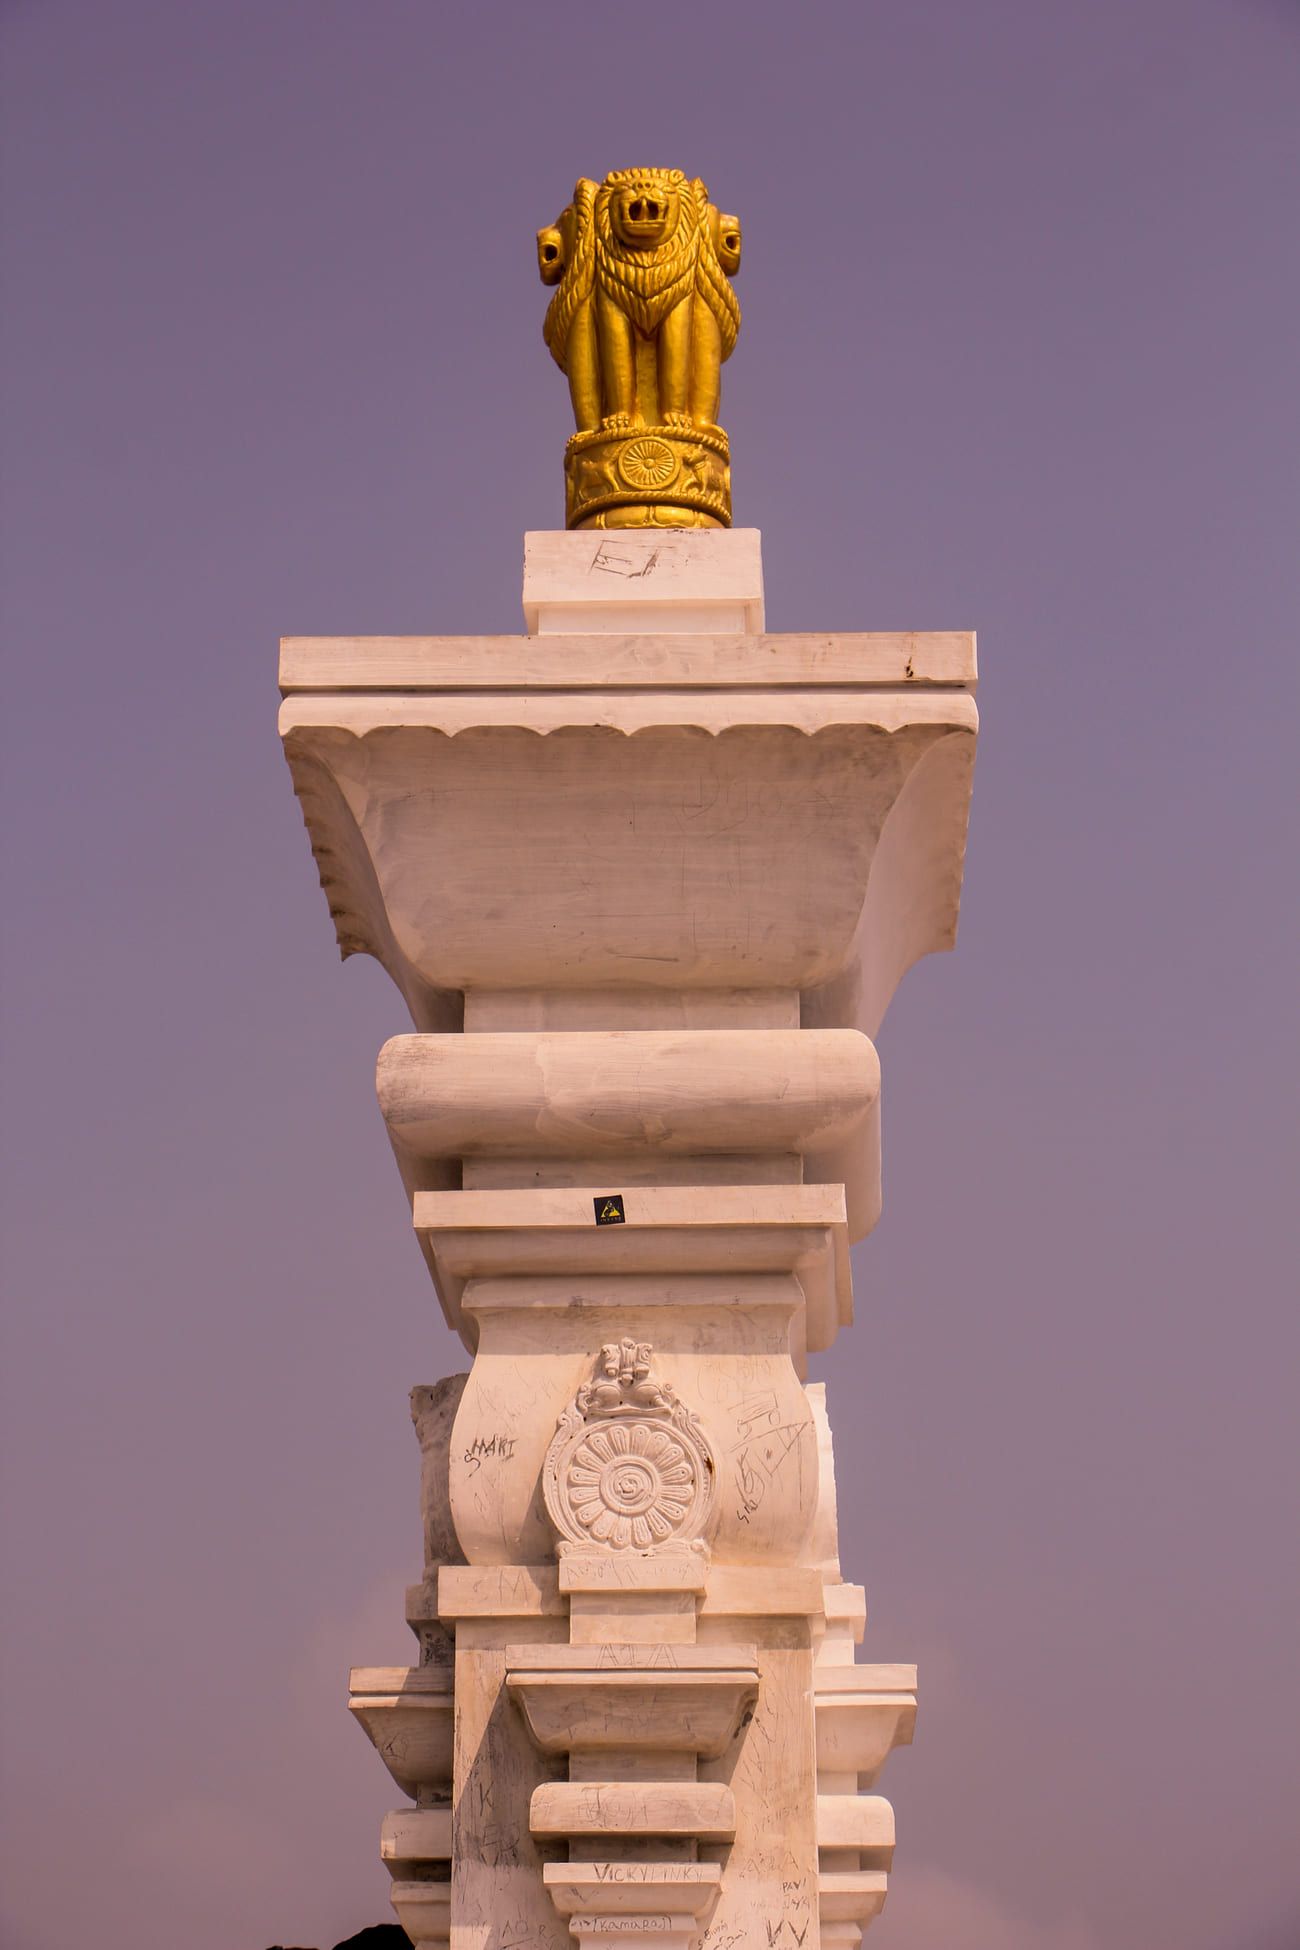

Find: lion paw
<box><xmin>662</xmin><ymin>410</ymin><xmax>695</xmax><ymax>431</ymax></box>
<box><xmin>600</xmin><ymin>413</ymin><xmax>634</xmax><ymax>433</ymax></box>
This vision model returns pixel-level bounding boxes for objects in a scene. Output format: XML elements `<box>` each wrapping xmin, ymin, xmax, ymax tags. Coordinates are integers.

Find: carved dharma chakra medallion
<box><xmin>567</xmin><ymin>1423</ymin><xmax>695</xmax><ymax>1547</ymax></box>
<box><xmin>543</xmin><ymin>1338</ymin><xmax>716</xmax><ymax>1556</ymax></box>
<box><xmin>537</xmin><ymin>166</ymin><xmax>742</xmax><ymax>529</ymax></box>
<box><xmin>617</xmin><ymin>436</ymin><xmax>680</xmax><ymax>492</ymax></box>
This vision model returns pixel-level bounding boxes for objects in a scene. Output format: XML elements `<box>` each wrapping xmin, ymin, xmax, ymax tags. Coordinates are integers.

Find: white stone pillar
<box><xmin>281</xmin><ymin>529</ymin><xmax>977</xmax><ymax>1947</ymax></box>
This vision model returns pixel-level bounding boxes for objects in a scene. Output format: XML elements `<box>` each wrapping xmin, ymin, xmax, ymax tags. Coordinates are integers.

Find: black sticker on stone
<box><xmin>594</xmin><ymin>1194</ymin><xmax>627</xmax><ymax>1225</ymax></box>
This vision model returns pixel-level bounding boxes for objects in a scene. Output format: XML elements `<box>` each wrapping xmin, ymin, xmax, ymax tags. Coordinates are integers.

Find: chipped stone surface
<box><xmin>411</xmin><ymin>1376</ymin><xmax>470</xmax><ymax>1575</ymax></box>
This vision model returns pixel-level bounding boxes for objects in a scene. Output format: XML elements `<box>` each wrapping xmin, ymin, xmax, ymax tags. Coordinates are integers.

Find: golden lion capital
<box><xmin>537</xmin><ymin>167</ymin><xmax>742</xmax><ymax>529</ymax></box>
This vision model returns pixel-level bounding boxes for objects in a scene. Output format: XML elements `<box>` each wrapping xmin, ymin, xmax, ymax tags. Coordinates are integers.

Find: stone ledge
<box><xmin>279</xmin><ymin>629</ymin><xmax>976</xmax><ymax>692</ymax></box>
<box><xmin>531</xmin><ymin>1779</ymin><xmax>737</xmax><ymax>1841</ymax></box>
<box><xmin>432</xmin><ymin>1562</ymin><xmax>828</xmax><ymax>1621</ymax></box>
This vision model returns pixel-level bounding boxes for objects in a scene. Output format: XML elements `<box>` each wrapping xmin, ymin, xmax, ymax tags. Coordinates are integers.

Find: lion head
<box><xmin>602</xmin><ymin>167</ymin><xmax>687</xmax><ymax>254</ymax></box>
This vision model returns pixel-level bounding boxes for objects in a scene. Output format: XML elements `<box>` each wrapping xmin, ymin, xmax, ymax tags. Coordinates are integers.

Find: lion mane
<box><xmin>592</xmin><ymin>168</ymin><xmax>697</xmax><ymax>339</ymax></box>
<box><xmin>542</xmin><ymin>177</ymin><xmax>597</xmax><ymax>370</ymax></box>
<box><xmin>690</xmin><ymin>179</ymin><xmax>741</xmax><ymax>361</ymax></box>
<box><xmin>541</xmin><ymin>166</ymin><xmax>741</xmax><ymax>388</ymax></box>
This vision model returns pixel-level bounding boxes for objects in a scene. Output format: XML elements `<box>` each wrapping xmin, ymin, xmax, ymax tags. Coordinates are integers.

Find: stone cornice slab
<box><xmin>280</xmin><ymin>629</ymin><xmax>976</xmax><ymax>693</ymax></box>
<box><xmin>281</xmin><ymin>700</ymin><xmax>975</xmax><ymax>1034</ymax></box>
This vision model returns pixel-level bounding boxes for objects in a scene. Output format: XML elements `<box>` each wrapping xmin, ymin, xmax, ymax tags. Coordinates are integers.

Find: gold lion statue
<box><xmin>537</xmin><ymin>168</ymin><xmax>742</xmax><ymax>528</ymax></box>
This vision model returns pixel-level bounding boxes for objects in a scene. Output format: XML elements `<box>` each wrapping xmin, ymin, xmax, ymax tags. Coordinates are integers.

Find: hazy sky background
<box><xmin>2</xmin><ymin>3</ymin><xmax>1297</xmax><ymax>1947</ymax></box>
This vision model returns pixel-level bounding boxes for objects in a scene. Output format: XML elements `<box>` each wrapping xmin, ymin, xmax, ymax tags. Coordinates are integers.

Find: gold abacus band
<box><xmin>565</xmin><ymin>422</ymin><xmax>731</xmax><ymax>530</ymax></box>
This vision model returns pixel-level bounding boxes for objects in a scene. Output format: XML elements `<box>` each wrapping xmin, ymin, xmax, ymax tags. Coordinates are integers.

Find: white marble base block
<box><xmin>522</xmin><ymin>528</ymin><xmax>765</xmax><ymax>635</ymax></box>
<box><xmin>279</xmin><ymin>531</ymin><xmax>977</xmax><ymax>1946</ymax></box>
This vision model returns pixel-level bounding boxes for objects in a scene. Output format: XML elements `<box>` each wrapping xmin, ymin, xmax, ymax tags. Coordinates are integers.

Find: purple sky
<box><xmin>2</xmin><ymin>4</ymin><xmax>1297</xmax><ymax>1947</ymax></box>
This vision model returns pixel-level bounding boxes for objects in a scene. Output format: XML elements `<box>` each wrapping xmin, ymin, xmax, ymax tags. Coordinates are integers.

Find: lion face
<box><xmin>608</xmin><ymin>176</ymin><xmax>682</xmax><ymax>251</ymax></box>
<box><xmin>537</xmin><ymin>207</ymin><xmax>574</xmax><ymax>286</ymax></box>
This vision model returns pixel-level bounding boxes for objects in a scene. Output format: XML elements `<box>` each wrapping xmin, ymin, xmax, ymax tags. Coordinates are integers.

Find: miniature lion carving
<box><xmin>538</xmin><ymin>167</ymin><xmax>741</xmax><ymax>434</ymax></box>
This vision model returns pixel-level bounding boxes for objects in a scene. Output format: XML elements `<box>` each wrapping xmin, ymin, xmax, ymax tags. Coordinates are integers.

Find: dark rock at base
<box><xmin>262</xmin><ymin>1922</ymin><xmax>406</xmax><ymax>1950</ymax></box>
